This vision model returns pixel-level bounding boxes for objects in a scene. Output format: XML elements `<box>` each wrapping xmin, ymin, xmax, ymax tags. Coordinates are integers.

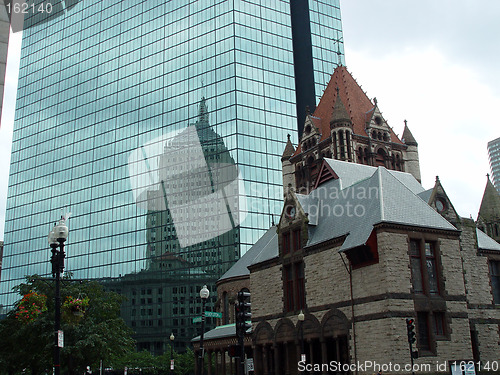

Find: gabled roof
<box><xmin>418</xmin><ymin>189</ymin><xmax>433</xmax><ymax>204</ymax></box>
<box><xmin>293</xmin><ymin>66</ymin><xmax>403</xmax><ymax>156</ymax></box>
<box><xmin>322</xmin><ymin>159</ymin><xmax>425</xmax><ymax>194</ymax></box>
<box><xmin>219</xmin><ymin>226</ymin><xmax>277</xmax><ymax>282</ymax></box>
<box><xmin>300</xmin><ymin>161</ymin><xmax>457</xmax><ymax>252</ymax></box>
<box><xmin>476</xmin><ymin>228</ymin><xmax>500</xmax><ymax>251</ymax></box>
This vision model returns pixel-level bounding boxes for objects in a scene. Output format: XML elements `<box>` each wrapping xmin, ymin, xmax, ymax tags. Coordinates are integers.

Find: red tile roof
<box><xmin>294</xmin><ymin>66</ymin><xmax>403</xmax><ymax>156</ymax></box>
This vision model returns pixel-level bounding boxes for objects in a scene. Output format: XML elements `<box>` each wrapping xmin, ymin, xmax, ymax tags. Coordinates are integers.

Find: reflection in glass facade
<box><xmin>1</xmin><ymin>1</ymin><xmax>344</xmax><ymax>352</ymax></box>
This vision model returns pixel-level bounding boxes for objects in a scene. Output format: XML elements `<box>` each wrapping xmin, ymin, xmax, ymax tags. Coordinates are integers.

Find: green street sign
<box><xmin>205</xmin><ymin>311</ymin><xmax>222</xmax><ymax>318</ymax></box>
<box><xmin>193</xmin><ymin>312</ymin><xmax>222</xmax><ymax>323</ymax></box>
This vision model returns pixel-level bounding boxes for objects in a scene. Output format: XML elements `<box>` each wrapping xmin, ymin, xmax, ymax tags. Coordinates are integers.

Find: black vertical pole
<box><xmin>53</xmin><ymin>240</ymin><xmax>65</xmax><ymax>375</ymax></box>
<box><xmin>199</xmin><ymin>300</ymin><xmax>206</xmax><ymax>375</ymax></box>
<box><xmin>170</xmin><ymin>343</ymin><xmax>173</xmax><ymax>375</ymax></box>
<box><xmin>54</xmin><ymin>258</ymin><xmax>61</xmax><ymax>375</ymax></box>
<box><xmin>300</xmin><ymin>321</ymin><xmax>304</xmax><ymax>367</ymax></box>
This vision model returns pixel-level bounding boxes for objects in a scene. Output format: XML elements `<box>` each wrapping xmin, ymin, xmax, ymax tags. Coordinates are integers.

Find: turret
<box><xmin>402</xmin><ymin>120</ymin><xmax>421</xmax><ymax>183</ymax></box>
<box><xmin>281</xmin><ymin>134</ymin><xmax>296</xmax><ymax>196</ymax></box>
<box><xmin>330</xmin><ymin>87</ymin><xmax>353</xmax><ymax>161</ymax></box>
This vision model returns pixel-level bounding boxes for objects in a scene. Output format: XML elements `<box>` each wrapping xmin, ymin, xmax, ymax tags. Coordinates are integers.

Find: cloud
<box><xmin>344</xmin><ymin>43</ymin><xmax>499</xmax><ymax>218</ymax></box>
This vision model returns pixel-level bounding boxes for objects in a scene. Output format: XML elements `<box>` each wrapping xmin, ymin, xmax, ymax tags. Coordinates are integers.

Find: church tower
<box><xmin>286</xmin><ymin>66</ymin><xmax>421</xmax><ymax>192</ymax></box>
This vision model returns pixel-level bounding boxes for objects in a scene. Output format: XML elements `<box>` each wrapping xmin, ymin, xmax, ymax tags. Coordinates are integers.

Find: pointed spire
<box><xmin>330</xmin><ymin>88</ymin><xmax>351</xmax><ymax>125</ymax></box>
<box><xmin>478</xmin><ymin>175</ymin><xmax>500</xmax><ymax>222</ymax></box>
<box><xmin>282</xmin><ymin>134</ymin><xmax>296</xmax><ymax>160</ymax></box>
<box><xmin>402</xmin><ymin>120</ymin><xmax>418</xmax><ymax>146</ymax></box>
<box><xmin>198</xmin><ymin>96</ymin><xmax>209</xmax><ymax>123</ymax></box>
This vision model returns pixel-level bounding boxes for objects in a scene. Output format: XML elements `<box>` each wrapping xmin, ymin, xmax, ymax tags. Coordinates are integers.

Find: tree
<box><xmin>0</xmin><ymin>275</ymin><xmax>136</xmax><ymax>375</ymax></box>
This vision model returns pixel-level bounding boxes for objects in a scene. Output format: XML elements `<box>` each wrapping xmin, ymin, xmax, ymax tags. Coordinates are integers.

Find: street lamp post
<box><xmin>48</xmin><ymin>218</ymin><xmax>69</xmax><ymax>375</ymax></box>
<box><xmin>170</xmin><ymin>333</ymin><xmax>175</xmax><ymax>375</ymax></box>
<box><xmin>298</xmin><ymin>310</ymin><xmax>305</xmax><ymax>368</ymax></box>
<box><xmin>198</xmin><ymin>285</ymin><xmax>210</xmax><ymax>375</ymax></box>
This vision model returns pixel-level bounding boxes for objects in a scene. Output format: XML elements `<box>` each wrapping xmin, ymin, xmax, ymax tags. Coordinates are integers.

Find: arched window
<box><xmin>358</xmin><ymin>147</ymin><xmax>364</xmax><ymax>164</ymax></box>
<box><xmin>375</xmin><ymin>149</ymin><xmax>386</xmax><ymax>167</ymax></box>
<box><xmin>332</xmin><ymin>132</ymin><xmax>337</xmax><ymax>159</ymax></box>
<box><xmin>346</xmin><ymin>131</ymin><xmax>352</xmax><ymax>160</ymax></box>
<box><xmin>339</xmin><ymin>130</ymin><xmax>345</xmax><ymax>159</ymax></box>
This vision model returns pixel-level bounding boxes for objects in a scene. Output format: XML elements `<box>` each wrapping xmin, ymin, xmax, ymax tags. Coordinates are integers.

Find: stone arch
<box><xmin>253</xmin><ymin>321</ymin><xmax>274</xmax><ymax>346</ymax></box>
<box><xmin>321</xmin><ymin>308</ymin><xmax>350</xmax><ymax>339</ymax></box>
<box><xmin>374</xmin><ymin>147</ymin><xmax>387</xmax><ymax>167</ymax></box>
<box><xmin>299</xmin><ymin>312</ymin><xmax>322</xmax><ymax>342</ymax></box>
<box><xmin>274</xmin><ymin>318</ymin><xmax>295</xmax><ymax>343</ymax></box>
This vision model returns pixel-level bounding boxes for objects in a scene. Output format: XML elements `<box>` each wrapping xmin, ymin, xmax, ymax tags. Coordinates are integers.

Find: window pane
<box><xmin>417</xmin><ymin>312</ymin><xmax>430</xmax><ymax>350</ymax></box>
<box><xmin>489</xmin><ymin>260</ymin><xmax>500</xmax><ymax>304</ymax></box>
<box><xmin>283</xmin><ymin>232</ymin><xmax>290</xmax><ymax>255</ymax></box>
<box><xmin>296</xmin><ymin>262</ymin><xmax>305</xmax><ymax>310</ymax></box>
<box><xmin>409</xmin><ymin>239</ymin><xmax>420</xmax><ymax>256</ymax></box>
<box><xmin>293</xmin><ymin>229</ymin><xmax>301</xmax><ymax>251</ymax></box>
<box><xmin>410</xmin><ymin>257</ymin><xmax>423</xmax><ymax>293</ymax></box>
<box><xmin>427</xmin><ymin>258</ymin><xmax>439</xmax><ymax>294</ymax></box>
<box><xmin>433</xmin><ymin>312</ymin><xmax>445</xmax><ymax>336</ymax></box>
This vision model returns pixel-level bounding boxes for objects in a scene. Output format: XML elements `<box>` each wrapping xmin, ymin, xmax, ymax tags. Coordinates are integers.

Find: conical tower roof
<box><xmin>478</xmin><ymin>175</ymin><xmax>500</xmax><ymax>222</ymax></box>
<box><xmin>402</xmin><ymin>120</ymin><xmax>418</xmax><ymax>146</ymax></box>
<box><xmin>330</xmin><ymin>88</ymin><xmax>351</xmax><ymax>124</ymax></box>
<box><xmin>282</xmin><ymin>134</ymin><xmax>296</xmax><ymax>161</ymax></box>
<box><xmin>293</xmin><ymin>66</ymin><xmax>403</xmax><ymax>156</ymax></box>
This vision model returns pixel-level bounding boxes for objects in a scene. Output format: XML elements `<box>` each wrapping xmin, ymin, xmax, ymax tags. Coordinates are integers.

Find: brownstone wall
<box><xmin>460</xmin><ymin>219</ymin><xmax>500</xmax><ymax>362</ymax></box>
<box><xmin>250</xmin><ymin>263</ymin><xmax>283</xmax><ymax>319</ymax></box>
<box><xmin>216</xmin><ymin>277</ymin><xmax>250</xmax><ymax>325</ymax></box>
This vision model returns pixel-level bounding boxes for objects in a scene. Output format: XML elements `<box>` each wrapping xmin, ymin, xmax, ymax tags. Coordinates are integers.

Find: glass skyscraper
<box><xmin>1</xmin><ymin>0</ymin><xmax>344</xmax><ymax>351</ymax></box>
<box><xmin>488</xmin><ymin>137</ymin><xmax>500</xmax><ymax>194</ymax></box>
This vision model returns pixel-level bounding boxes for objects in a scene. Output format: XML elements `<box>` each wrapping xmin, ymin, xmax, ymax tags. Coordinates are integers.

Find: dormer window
<box><xmin>304</xmin><ymin>124</ymin><xmax>312</xmax><ymax>134</ymax></box>
<box><xmin>375</xmin><ymin>116</ymin><xmax>382</xmax><ymax>125</ymax></box>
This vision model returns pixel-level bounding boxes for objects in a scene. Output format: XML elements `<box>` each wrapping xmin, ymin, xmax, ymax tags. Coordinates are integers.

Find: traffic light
<box><xmin>228</xmin><ymin>345</ymin><xmax>238</xmax><ymax>357</ymax></box>
<box><xmin>406</xmin><ymin>318</ymin><xmax>416</xmax><ymax>344</ymax></box>
<box><xmin>236</xmin><ymin>290</ymin><xmax>251</xmax><ymax>339</ymax></box>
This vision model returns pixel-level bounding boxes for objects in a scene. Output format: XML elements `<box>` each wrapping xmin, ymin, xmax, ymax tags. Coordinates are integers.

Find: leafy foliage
<box><xmin>0</xmin><ymin>275</ymin><xmax>136</xmax><ymax>375</ymax></box>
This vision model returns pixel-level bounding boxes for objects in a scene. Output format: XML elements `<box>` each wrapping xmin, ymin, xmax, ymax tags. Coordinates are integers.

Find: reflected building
<box><xmin>1</xmin><ymin>1</ymin><xmax>345</xmax><ymax>352</ymax></box>
<box><xmin>488</xmin><ymin>137</ymin><xmax>500</xmax><ymax>194</ymax></box>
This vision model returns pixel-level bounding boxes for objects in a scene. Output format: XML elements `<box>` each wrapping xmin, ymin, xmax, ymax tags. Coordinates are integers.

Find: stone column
<box><xmin>207</xmin><ymin>350</ymin><xmax>212</xmax><ymax>375</ymax></box>
<box><xmin>320</xmin><ymin>339</ymin><xmax>328</xmax><ymax>375</ymax></box>
<box><xmin>274</xmin><ymin>344</ymin><xmax>280</xmax><ymax>375</ymax></box>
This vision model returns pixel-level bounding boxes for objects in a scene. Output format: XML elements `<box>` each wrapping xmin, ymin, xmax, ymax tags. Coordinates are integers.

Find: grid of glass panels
<box><xmin>488</xmin><ymin>137</ymin><xmax>500</xmax><ymax>193</ymax></box>
<box><xmin>309</xmin><ymin>0</ymin><xmax>345</xmax><ymax>102</ymax></box>
<box><xmin>1</xmin><ymin>0</ymin><xmax>344</xmax><ymax>351</ymax></box>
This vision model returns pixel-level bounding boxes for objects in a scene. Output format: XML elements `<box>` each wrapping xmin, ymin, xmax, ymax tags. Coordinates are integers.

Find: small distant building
<box><xmin>103</xmin><ymin>253</ymin><xmax>217</xmax><ymax>355</ymax></box>
<box><xmin>488</xmin><ymin>137</ymin><xmax>500</xmax><ymax>194</ymax></box>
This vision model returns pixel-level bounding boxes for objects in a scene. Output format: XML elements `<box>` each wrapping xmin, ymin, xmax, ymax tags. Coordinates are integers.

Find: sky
<box><xmin>0</xmin><ymin>1</ymin><xmax>499</xmax><ymax>240</ymax></box>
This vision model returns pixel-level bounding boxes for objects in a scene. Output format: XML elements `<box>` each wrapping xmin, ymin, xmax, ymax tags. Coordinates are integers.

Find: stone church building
<box><xmin>193</xmin><ymin>66</ymin><xmax>500</xmax><ymax>375</ymax></box>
